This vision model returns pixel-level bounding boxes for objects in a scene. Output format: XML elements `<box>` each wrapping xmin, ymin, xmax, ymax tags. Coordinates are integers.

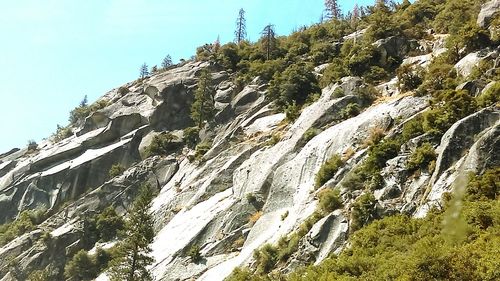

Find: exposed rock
<box><xmin>373</xmin><ymin>36</ymin><xmax>419</xmax><ymax>66</ymax></box>
<box><xmin>430</xmin><ymin>108</ymin><xmax>499</xmax><ymax>185</ymax></box>
<box><xmin>477</xmin><ymin>0</ymin><xmax>500</xmax><ymax>28</ymax></box>
<box><xmin>454</xmin><ymin>48</ymin><xmax>497</xmax><ymax>77</ymax></box>
<box><xmin>307</xmin><ymin>210</ymin><xmax>348</xmax><ymax>263</ymax></box>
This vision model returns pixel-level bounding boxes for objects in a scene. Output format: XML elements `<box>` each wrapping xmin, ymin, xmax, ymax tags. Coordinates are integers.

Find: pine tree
<box><xmin>139</xmin><ymin>63</ymin><xmax>149</xmax><ymax>79</ymax></box>
<box><xmin>260</xmin><ymin>24</ymin><xmax>276</xmax><ymax>60</ymax></box>
<box><xmin>351</xmin><ymin>4</ymin><xmax>360</xmax><ymax>45</ymax></box>
<box><xmin>190</xmin><ymin>69</ymin><xmax>216</xmax><ymax>128</ymax></box>
<box><xmin>79</xmin><ymin>95</ymin><xmax>88</xmax><ymax>107</ymax></box>
<box><xmin>161</xmin><ymin>55</ymin><xmax>172</xmax><ymax>69</ymax></box>
<box><xmin>234</xmin><ymin>8</ymin><xmax>247</xmax><ymax>44</ymax></box>
<box><xmin>324</xmin><ymin>0</ymin><xmax>341</xmax><ymax>20</ymax></box>
<box><xmin>108</xmin><ymin>184</ymin><xmax>156</xmax><ymax>281</ymax></box>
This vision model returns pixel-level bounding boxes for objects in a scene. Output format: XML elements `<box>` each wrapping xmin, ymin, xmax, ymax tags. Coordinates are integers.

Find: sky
<box><xmin>0</xmin><ymin>0</ymin><xmax>376</xmax><ymax>153</ymax></box>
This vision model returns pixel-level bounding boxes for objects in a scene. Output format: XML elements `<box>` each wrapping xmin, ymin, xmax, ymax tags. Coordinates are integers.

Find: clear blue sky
<box><xmin>0</xmin><ymin>0</ymin><xmax>375</xmax><ymax>153</ymax></box>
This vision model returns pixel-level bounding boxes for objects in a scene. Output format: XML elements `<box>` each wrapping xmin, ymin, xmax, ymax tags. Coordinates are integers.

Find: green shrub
<box><xmin>332</xmin><ymin>87</ymin><xmax>345</xmax><ymax>98</ymax></box>
<box><xmin>284</xmin><ymin>102</ymin><xmax>301</xmax><ymax>122</ymax></box>
<box><xmin>402</xmin><ymin>116</ymin><xmax>424</xmax><ymax>141</ymax></box>
<box><xmin>397</xmin><ymin>64</ymin><xmax>424</xmax><ymax>92</ymax></box>
<box><xmin>465</xmin><ymin>168</ymin><xmax>499</xmax><ymax>201</ymax></box>
<box><xmin>302</xmin><ymin>128</ymin><xmax>320</xmax><ymax>144</ymax></box>
<box><xmin>407</xmin><ymin>142</ymin><xmax>437</xmax><ymax>172</ymax></box>
<box><xmin>64</xmin><ymin>250</ymin><xmax>98</xmax><ymax>281</ymax></box>
<box><xmin>117</xmin><ymin>87</ymin><xmax>129</xmax><ymax>96</ymax></box>
<box><xmin>319</xmin><ymin>58</ymin><xmax>347</xmax><ymax>88</ymax></box>
<box><xmin>53</xmin><ymin>125</ymin><xmax>73</xmax><ymax>142</ymax></box>
<box><xmin>339</xmin><ymin>103</ymin><xmax>360</xmax><ymax>120</ymax></box>
<box><xmin>108</xmin><ymin>164</ymin><xmax>126</xmax><ymax>179</ymax></box>
<box><xmin>195</xmin><ymin>141</ymin><xmax>212</xmax><ymax>160</ymax></box>
<box><xmin>96</xmin><ymin>207</ymin><xmax>124</xmax><ymax>242</ymax></box>
<box><xmin>350</xmin><ymin>192</ymin><xmax>378</xmax><ymax>233</ymax></box>
<box><xmin>318</xmin><ymin>189</ymin><xmax>342</xmax><ymax>214</ymax></box>
<box><xmin>188</xmin><ymin>245</ymin><xmax>202</xmax><ymax>263</ymax></box>
<box><xmin>145</xmin><ymin>132</ymin><xmax>179</xmax><ymax>157</ymax></box>
<box><xmin>365</xmin><ymin>66</ymin><xmax>389</xmax><ymax>84</ymax></box>
<box><xmin>183</xmin><ymin>127</ymin><xmax>200</xmax><ymax>148</ymax></box>
<box><xmin>0</xmin><ymin>209</ymin><xmax>47</xmax><ymax>247</ymax></box>
<box><xmin>315</xmin><ymin>154</ymin><xmax>343</xmax><ymax>188</ymax></box>
<box><xmin>268</xmin><ymin>62</ymin><xmax>320</xmax><ymax>110</ymax></box>
<box><xmin>477</xmin><ymin>82</ymin><xmax>500</xmax><ymax>108</ymax></box>
<box><xmin>417</xmin><ymin>59</ymin><xmax>458</xmax><ymax>95</ymax></box>
<box><xmin>422</xmin><ymin>90</ymin><xmax>477</xmax><ymax>137</ymax></box>
<box><xmin>254</xmin><ymin>244</ymin><xmax>279</xmax><ymax>274</ymax></box>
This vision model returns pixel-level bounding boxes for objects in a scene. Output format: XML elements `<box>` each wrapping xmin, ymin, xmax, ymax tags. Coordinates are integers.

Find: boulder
<box><xmin>431</xmin><ymin>108</ymin><xmax>500</xmax><ymax>185</ymax></box>
<box><xmin>477</xmin><ymin>0</ymin><xmax>500</xmax><ymax>28</ymax></box>
<box><xmin>373</xmin><ymin>36</ymin><xmax>419</xmax><ymax>66</ymax></box>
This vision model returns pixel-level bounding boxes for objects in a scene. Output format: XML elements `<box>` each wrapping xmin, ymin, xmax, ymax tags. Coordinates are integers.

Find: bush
<box><xmin>108</xmin><ymin>164</ymin><xmax>126</xmax><ymax>179</ymax></box>
<box><xmin>0</xmin><ymin>209</ymin><xmax>47</xmax><ymax>247</ymax></box>
<box><xmin>195</xmin><ymin>141</ymin><xmax>212</xmax><ymax>160</ymax></box>
<box><xmin>284</xmin><ymin>102</ymin><xmax>300</xmax><ymax>122</ymax></box>
<box><xmin>397</xmin><ymin>64</ymin><xmax>424</xmax><ymax>92</ymax></box>
<box><xmin>302</xmin><ymin>128</ymin><xmax>320</xmax><ymax>144</ymax></box>
<box><xmin>182</xmin><ymin>127</ymin><xmax>199</xmax><ymax>149</ymax></box>
<box><xmin>365</xmin><ymin>66</ymin><xmax>389</xmax><ymax>84</ymax></box>
<box><xmin>53</xmin><ymin>125</ymin><xmax>73</xmax><ymax>142</ymax></box>
<box><xmin>350</xmin><ymin>193</ymin><xmax>378</xmax><ymax>233</ymax></box>
<box><xmin>145</xmin><ymin>132</ymin><xmax>179</xmax><ymax>157</ymax></box>
<box><xmin>315</xmin><ymin>154</ymin><xmax>343</xmax><ymax>188</ymax></box>
<box><xmin>268</xmin><ymin>62</ymin><xmax>320</xmax><ymax>110</ymax></box>
<box><xmin>319</xmin><ymin>59</ymin><xmax>347</xmax><ymax>88</ymax></box>
<box><xmin>422</xmin><ymin>90</ymin><xmax>477</xmax><ymax>137</ymax></box>
<box><xmin>188</xmin><ymin>245</ymin><xmax>202</xmax><ymax>263</ymax></box>
<box><xmin>417</xmin><ymin>60</ymin><xmax>457</xmax><ymax>95</ymax></box>
<box><xmin>402</xmin><ymin>116</ymin><xmax>424</xmax><ymax>141</ymax></box>
<box><xmin>407</xmin><ymin>142</ymin><xmax>437</xmax><ymax>172</ymax></box>
<box><xmin>64</xmin><ymin>250</ymin><xmax>98</xmax><ymax>281</ymax></box>
<box><xmin>318</xmin><ymin>189</ymin><xmax>342</xmax><ymax>214</ymax></box>
<box><xmin>96</xmin><ymin>207</ymin><xmax>124</xmax><ymax>242</ymax></box>
<box><xmin>477</xmin><ymin>82</ymin><xmax>500</xmax><ymax>108</ymax></box>
<box><xmin>339</xmin><ymin>103</ymin><xmax>360</xmax><ymax>120</ymax></box>
<box><xmin>254</xmin><ymin>244</ymin><xmax>279</xmax><ymax>274</ymax></box>
<box><xmin>465</xmin><ymin>168</ymin><xmax>499</xmax><ymax>201</ymax></box>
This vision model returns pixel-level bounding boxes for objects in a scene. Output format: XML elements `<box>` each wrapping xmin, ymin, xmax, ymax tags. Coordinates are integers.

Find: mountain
<box><xmin>0</xmin><ymin>0</ymin><xmax>499</xmax><ymax>280</ymax></box>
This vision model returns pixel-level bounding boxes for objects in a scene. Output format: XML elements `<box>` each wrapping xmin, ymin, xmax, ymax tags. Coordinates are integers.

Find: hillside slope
<box><xmin>0</xmin><ymin>0</ymin><xmax>499</xmax><ymax>280</ymax></box>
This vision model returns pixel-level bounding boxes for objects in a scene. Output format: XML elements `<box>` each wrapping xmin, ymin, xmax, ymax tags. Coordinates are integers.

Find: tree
<box><xmin>191</xmin><ymin>69</ymin><xmax>216</xmax><ymax>128</ymax></box>
<box><xmin>161</xmin><ymin>55</ymin><xmax>172</xmax><ymax>69</ymax></box>
<box><xmin>324</xmin><ymin>0</ymin><xmax>341</xmax><ymax>20</ymax></box>
<box><xmin>235</xmin><ymin>8</ymin><xmax>247</xmax><ymax>44</ymax></box>
<box><xmin>139</xmin><ymin>63</ymin><xmax>149</xmax><ymax>79</ymax></box>
<box><xmin>64</xmin><ymin>250</ymin><xmax>97</xmax><ymax>281</ymax></box>
<box><xmin>108</xmin><ymin>184</ymin><xmax>156</xmax><ymax>281</ymax></box>
<box><xmin>351</xmin><ymin>4</ymin><xmax>360</xmax><ymax>45</ymax></box>
<box><xmin>79</xmin><ymin>95</ymin><xmax>88</xmax><ymax>107</ymax></box>
<box><xmin>261</xmin><ymin>24</ymin><xmax>276</xmax><ymax>60</ymax></box>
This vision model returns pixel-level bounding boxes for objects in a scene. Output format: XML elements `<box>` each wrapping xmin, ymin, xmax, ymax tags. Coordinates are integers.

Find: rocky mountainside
<box><xmin>1</xmin><ymin>1</ymin><xmax>499</xmax><ymax>280</ymax></box>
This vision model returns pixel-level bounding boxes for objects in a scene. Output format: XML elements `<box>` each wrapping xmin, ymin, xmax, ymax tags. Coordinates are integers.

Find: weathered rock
<box><xmin>373</xmin><ymin>36</ymin><xmax>419</xmax><ymax>66</ymax></box>
<box><xmin>431</xmin><ymin>108</ymin><xmax>500</xmax><ymax>185</ymax></box>
<box><xmin>477</xmin><ymin>0</ymin><xmax>500</xmax><ymax>28</ymax></box>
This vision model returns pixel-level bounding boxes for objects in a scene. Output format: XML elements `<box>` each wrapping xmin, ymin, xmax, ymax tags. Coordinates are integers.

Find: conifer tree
<box><xmin>108</xmin><ymin>184</ymin><xmax>156</xmax><ymax>281</ymax></box>
<box><xmin>234</xmin><ymin>8</ymin><xmax>247</xmax><ymax>44</ymax></box>
<box><xmin>351</xmin><ymin>4</ymin><xmax>360</xmax><ymax>45</ymax></box>
<box><xmin>260</xmin><ymin>24</ymin><xmax>276</xmax><ymax>60</ymax></box>
<box><xmin>139</xmin><ymin>63</ymin><xmax>149</xmax><ymax>79</ymax></box>
<box><xmin>161</xmin><ymin>55</ymin><xmax>172</xmax><ymax>69</ymax></box>
<box><xmin>190</xmin><ymin>69</ymin><xmax>216</xmax><ymax>128</ymax></box>
<box><xmin>324</xmin><ymin>0</ymin><xmax>341</xmax><ymax>20</ymax></box>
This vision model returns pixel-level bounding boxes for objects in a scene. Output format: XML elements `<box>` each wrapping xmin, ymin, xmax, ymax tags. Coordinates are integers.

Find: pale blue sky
<box><xmin>0</xmin><ymin>0</ymin><xmax>375</xmax><ymax>152</ymax></box>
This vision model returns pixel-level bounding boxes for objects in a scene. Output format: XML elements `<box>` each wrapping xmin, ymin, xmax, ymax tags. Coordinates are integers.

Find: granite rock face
<box><xmin>1</xmin><ymin>35</ymin><xmax>499</xmax><ymax>281</ymax></box>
